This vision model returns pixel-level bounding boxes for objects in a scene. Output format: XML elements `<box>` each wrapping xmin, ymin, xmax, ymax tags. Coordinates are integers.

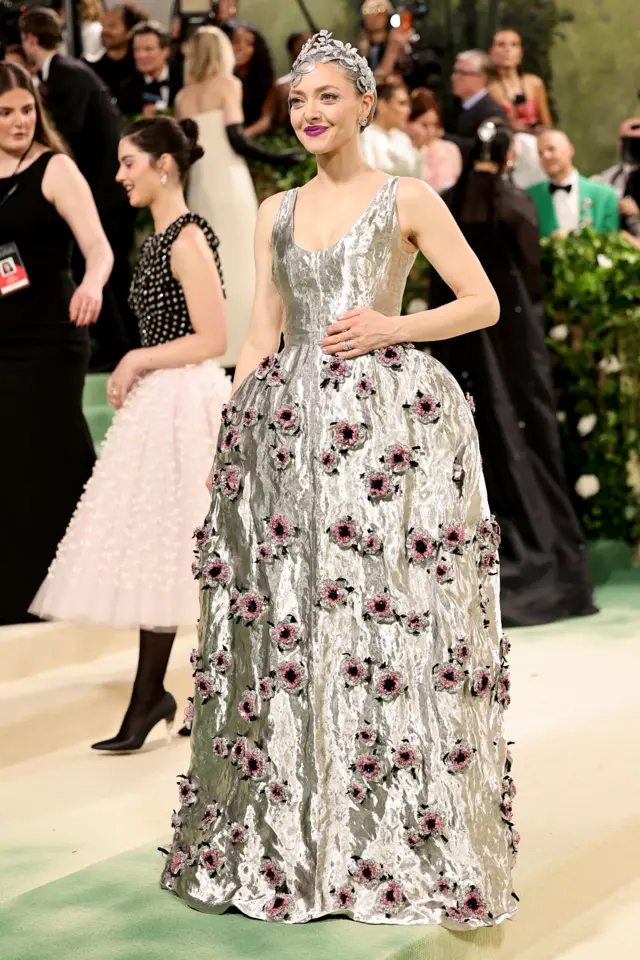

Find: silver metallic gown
<box><xmin>162</xmin><ymin>178</ymin><xmax>519</xmax><ymax>927</ymax></box>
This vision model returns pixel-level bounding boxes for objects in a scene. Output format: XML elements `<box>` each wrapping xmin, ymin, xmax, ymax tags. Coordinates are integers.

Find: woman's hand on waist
<box><xmin>106</xmin><ymin>350</ymin><xmax>147</xmax><ymax>408</ymax></box>
<box><xmin>321</xmin><ymin>308</ymin><xmax>403</xmax><ymax>358</ymax></box>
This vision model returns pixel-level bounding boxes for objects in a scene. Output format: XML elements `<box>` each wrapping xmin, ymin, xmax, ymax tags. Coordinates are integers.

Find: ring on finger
<box><xmin>342</xmin><ymin>340</ymin><xmax>352</xmax><ymax>352</ymax></box>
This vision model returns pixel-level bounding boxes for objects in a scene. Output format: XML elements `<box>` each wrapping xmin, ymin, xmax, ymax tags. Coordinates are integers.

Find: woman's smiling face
<box><xmin>289</xmin><ymin>60</ymin><xmax>373</xmax><ymax>155</ymax></box>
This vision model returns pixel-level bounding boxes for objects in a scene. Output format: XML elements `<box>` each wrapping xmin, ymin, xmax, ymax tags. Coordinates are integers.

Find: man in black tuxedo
<box><xmin>118</xmin><ymin>21</ymin><xmax>182</xmax><ymax>117</ymax></box>
<box><xmin>20</xmin><ymin>7</ymin><xmax>137</xmax><ymax>368</ymax></box>
<box><xmin>445</xmin><ymin>50</ymin><xmax>507</xmax><ymax>159</ymax></box>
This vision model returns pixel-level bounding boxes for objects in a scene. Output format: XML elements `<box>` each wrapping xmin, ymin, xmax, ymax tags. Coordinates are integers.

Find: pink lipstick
<box><xmin>304</xmin><ymin>125</ymin><xmax>328</xmax><ymax>137</ymax></box>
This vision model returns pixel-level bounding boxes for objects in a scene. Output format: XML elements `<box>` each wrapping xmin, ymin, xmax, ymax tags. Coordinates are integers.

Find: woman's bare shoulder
<box><xmin>396</xmin><ymin>175</ymin><xmax>440</xmax><ymax>207</ymax></box>
<box><xmin>524</xmin><ymin>72</ymin><xmax>545</xmax><ymax>90</ymax></box>
<box><xmin>256</xmin><ymin>191</ymin><xmax>288</xmax><ymax>232</ymax></box>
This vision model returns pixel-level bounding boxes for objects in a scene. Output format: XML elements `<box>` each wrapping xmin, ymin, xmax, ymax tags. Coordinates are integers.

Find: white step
<box><xmin>0</xmin><ymin>625</ymin><xmax>196</xmax><ymax>768</ymax></box>
<box><xmin>0</xmin><ymin>620</ymin><xmax>141</xmax><ymax>683</ymax></box>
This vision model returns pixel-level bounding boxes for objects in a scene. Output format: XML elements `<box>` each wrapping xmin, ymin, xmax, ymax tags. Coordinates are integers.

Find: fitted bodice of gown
<box><xmin>272</xmin><ymin>178</ymin><xmax>416</xmax><ymax>346</ymax></box>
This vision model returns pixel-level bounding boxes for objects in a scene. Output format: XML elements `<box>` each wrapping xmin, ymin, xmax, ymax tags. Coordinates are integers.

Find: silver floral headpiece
<box><xmin>291</xmin><ymin>30</ymin><xmax>377</xmax><ymax>128</ymax></box>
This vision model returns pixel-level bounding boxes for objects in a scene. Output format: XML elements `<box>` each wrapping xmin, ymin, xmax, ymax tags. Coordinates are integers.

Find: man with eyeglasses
<box><xmin>445</xmin><ymin>50</ymin><xmax>506</xmax><ymax>157</ymax></box>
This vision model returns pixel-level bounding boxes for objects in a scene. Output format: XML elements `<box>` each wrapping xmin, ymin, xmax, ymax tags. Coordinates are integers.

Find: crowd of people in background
<box><xmin>6</xmin><ymin>0</ymin><xmax>639</xmax><ymax>316</ymax></box>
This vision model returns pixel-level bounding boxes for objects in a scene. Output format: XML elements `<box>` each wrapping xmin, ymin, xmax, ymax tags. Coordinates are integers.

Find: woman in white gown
<box><xmin>176</xmin><ymin>27</ymin><xmax>299</xmax><ymax>370</ymax></box>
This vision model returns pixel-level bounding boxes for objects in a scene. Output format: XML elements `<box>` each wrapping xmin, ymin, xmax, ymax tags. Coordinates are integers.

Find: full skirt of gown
<box><xmin>30</xmin><ymin>361</ymin><xmax>231</xmax><ymax>629</ymax></box>
<box><xmin>161</xmin><ymin>343</ymin><xmax>518</xmax><ymax>927</ymax></box>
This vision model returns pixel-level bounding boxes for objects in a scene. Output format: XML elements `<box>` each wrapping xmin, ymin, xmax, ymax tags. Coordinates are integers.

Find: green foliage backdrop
<box><xmin>541</xmin><ymin>230</ymin><xmax>640</xmax><ymax>543</ymax></box>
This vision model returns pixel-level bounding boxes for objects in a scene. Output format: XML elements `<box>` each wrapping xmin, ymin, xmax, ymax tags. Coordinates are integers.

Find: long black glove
<box><xmin>226</xmin><ymin>124</ymin><xmax>303</xmax><ymax>168</ymax></box>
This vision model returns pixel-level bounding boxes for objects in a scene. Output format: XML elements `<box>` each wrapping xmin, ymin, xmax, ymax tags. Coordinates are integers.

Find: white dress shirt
<box><xmin>461</xmin><ymin>89</ymin><xmax>488</xmax><ymax>111</ymax></box>
<box><xmin>550</xmin><ymin>168</ymin><xmax>580</xmax><ymax>231</ymax></box>
<box><xmin>39</xmin><ymin>51</ymin><xmax>56</xmax><ymax>82</ymax></box>
<box><xmin>360</xmin><ymin>124</ymin><xmax>422</xmax><ymax>178</ymax></box>
<box><xmin>144</xmin><ymin>65</ymin><xmax>171</xmax><ymax>109</ymax></box>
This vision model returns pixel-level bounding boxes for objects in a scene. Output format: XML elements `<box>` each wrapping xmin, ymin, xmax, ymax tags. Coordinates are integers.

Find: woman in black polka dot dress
<box><xmin>31</xmin><ymin>117</ymin><xmax>231</xmax><ymax>752</ymax></box>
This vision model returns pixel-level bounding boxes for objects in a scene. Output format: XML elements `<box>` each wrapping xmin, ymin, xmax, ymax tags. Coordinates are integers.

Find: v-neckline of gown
<box><xmin>289</xmin><ymin>178</ymin><xmax>395</xmax><ymax>255</ymax></box>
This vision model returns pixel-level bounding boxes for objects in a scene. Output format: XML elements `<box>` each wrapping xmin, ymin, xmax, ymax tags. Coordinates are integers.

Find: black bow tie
<box><xmin>549</xmin><ymin>182</ymin><xmax>572</xmax><ymax>194</ymax></box>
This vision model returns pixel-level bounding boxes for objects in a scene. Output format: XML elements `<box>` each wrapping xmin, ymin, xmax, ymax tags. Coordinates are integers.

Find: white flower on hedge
<box><xmin>575</xmin><ymin>474</ymin><xmax>600</xmax><ymax>498</ymax></box>
<box><xmin>597</xmin><ymin>254</ymin><xmax>613</xmax><ymax>269</ymax></box>
<box><xmin>556</xmin><ymin>410</ymin><xmax>567</xmax><ymax>423</ymax></box>
<box><xmin>549</xmin><ymin>324</ymin><xmax>569</xmax><ymax>341</ymax></box>
<box><xmin>599</xmin><ymin>355</ymin><xmax>622</xmax><ymax>374</ymax></box>
<box><xmin>577</xmin><ymin>413</ymin><xmax>597</xmax><ymax>437</ymax></box>
<box><xmin>406</xmin><ymin>298</ymin><xmax>427</xmax><ymax>314</ymax></box>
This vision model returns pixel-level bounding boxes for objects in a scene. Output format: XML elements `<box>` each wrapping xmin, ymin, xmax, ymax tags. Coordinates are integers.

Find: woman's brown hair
<box><xmin>0</xmin><ymin>61</ymin><xmax>68</xmax><ymax>156</ymax></box>
<box><xmin>409</xmin><ymin>87</ymin><xmax>442</xmax><ymax>125</ymax></box>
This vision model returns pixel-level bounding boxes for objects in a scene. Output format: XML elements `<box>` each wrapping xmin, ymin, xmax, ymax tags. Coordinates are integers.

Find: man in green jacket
<box><xmin>527</xmin><ymin>129</ymin><xmax>619</xmax><ymax>237</ymax></box>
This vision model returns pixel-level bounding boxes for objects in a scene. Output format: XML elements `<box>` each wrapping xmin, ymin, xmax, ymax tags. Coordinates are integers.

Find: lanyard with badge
<box><xmin>0</xmin><ymin>143</ymin><xmax>34</xmax><ymax>297</ymax></box>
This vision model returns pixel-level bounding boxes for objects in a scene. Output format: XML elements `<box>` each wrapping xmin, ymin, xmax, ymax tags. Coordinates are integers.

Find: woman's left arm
<box><xmin>106</xmin><ymin>225</ymin><xmax>227</xmax><ymax>407</ymax></box>
<box><xmin>43</xmin><ymin>153</ymin><xmax>113</xmax><ymax>327</ymax></box>
<box><xmin>322</xmin><ymin>178</ymin><xmax>499</xmax><ymax>357</ymax></box>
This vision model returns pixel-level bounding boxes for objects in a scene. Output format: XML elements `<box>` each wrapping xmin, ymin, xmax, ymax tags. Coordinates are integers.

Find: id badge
<box><xmin>0</xmin><ymin>242</ymin><xmax>31</xmax><ymax>297</ymax></box>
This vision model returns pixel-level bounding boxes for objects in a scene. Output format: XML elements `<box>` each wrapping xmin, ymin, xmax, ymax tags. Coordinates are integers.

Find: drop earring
<box><xmin>359</xmin><ymin>116</ymin><xmax>368</xmax><ymax>129</ymax></box>
<box><xmin>160</xmin><ymin>173</ymin><xmax>168</xmax><ymax>186</ymax></box>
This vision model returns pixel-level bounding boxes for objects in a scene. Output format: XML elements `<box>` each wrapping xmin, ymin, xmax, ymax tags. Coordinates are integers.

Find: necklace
<box><xmin>0</xmin><ymin>141</ymin><xmax>34</xmax><ymax>178</ymax></box>
<box><xmin>0</xmin><ymin>143</ymin><xmax>34</xmax><ymax>211</ymax></box>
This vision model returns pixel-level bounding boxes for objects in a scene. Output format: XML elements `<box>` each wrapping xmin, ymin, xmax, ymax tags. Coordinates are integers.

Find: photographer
<box><xmin>358</xmin><ymin>0</ymin><xmax>413</xmax><ymax>84</ymax></box>
<box><xmin>592</xmin><ymin>118</ymin><xmax>640</xmax><ymax>245</ymax></box>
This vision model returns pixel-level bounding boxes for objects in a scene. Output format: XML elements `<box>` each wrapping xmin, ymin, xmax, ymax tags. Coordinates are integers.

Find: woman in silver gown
<box><xmin>162</xmin><ymin>31</ymin><xmax>519</xmax><ymax>928</ymax></box>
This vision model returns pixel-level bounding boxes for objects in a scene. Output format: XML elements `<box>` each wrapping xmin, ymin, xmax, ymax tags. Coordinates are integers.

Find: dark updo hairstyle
<box><xmin>123</xmin><ymin>116</ymin><xmax>204</xmax><ymax>182</ymax></box>
<box><xmin>0</xmin><ymin>61</ymin><xmax>68</xmax><ymax>155</ymax></box>
<box><xmin>468</xmin><ymin>116</ymin><xmax>513</xmax><ymax>168</ymax></box>
<box><xmin>451</xmin><ymin>117</ymin><xmax>514</xmax><ymax>223</ymax></box>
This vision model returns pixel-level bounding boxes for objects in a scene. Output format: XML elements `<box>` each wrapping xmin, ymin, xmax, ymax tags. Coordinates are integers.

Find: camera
<box><xmin>621</xmin><ymin>130</ymin><xmax>640</xmax><ymax>166</ymax></box>
<box><xmin>391</xmin><ymin>4</ymin><xmax>444</xmax><ymax>91</ymax></box>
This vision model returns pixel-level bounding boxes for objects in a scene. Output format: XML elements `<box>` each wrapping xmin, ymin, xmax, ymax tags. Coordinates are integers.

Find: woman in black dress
<box><xmin>0</xmin><ymin>62</ymin><xmax>112</xmax><ymax>624</ymax></box>
<box><xmin>429</xmin><ymin>119</ymin><xmax>596</xmax><ymax>627</ymax></box>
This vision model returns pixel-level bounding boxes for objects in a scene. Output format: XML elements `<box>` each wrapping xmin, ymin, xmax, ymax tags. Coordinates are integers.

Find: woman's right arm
<box><xmin>231</xmin><ymin>193</ymin><xmax>284</xmax><ymax>396</ymax></box>
<box><xmin>43</xmin><ymin>153</ymin><xmax>113</xmax><ymax>326</ymax></box>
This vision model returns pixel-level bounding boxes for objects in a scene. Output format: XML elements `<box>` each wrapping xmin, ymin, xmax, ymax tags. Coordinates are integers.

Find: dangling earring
<box><xmin>359</xmin><ymin>116</ymin><xmax>368</xmax><ymax>129</ymax></box>
<box><xmin>160</xmin><ymin>172</ymin><xmax>168</xmax><ymax>186</ymax></box>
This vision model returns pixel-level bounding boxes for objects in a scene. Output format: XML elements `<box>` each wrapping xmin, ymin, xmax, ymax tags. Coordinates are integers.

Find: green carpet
<box><xmin>0</xmin><ymin>845</ymin><xmax>507</xmax><ymax>960</ymax></box>
<box><xmin>2</xmin><ymin>574</ymin><xmax>639</xmax><ymax>959</ymax></box>
<box><xmin>83</xmin><ymin>374</ymin><xmax>113</xmax><ymax>451</ymax></box>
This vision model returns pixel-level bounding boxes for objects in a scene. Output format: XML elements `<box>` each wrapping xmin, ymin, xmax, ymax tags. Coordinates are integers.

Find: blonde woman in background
<box><xmin>53</xmin><ymin>0</ymin><xmax>105</xmax><ymax>61</ymax></box>
<box><xmin>80</xmin><ymin>0</ymin><xmax>105</xmax><ymax>61</ymax></box>
<box><xmin>176</xmin><ymin>27</ymin><xmax>299</xmax><ymax>370</ymax></box>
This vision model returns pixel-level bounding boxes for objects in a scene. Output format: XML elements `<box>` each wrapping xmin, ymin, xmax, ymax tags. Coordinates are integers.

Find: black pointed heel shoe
<box><xmin>91</xmin><ymin>691</ymin><xmax>177</xmax><ymax>753</ymax></box>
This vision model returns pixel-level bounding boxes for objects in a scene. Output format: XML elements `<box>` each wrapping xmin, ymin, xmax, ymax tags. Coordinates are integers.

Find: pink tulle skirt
<box><xmin>30</xmin><ymin>361</ymin><xmax>231</xmax><ymax>630</ymax></box>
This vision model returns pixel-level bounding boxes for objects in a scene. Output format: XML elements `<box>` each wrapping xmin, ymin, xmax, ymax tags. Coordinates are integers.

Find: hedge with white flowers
<box><xmin>541</xmin><ymin>228</ymin><xmax>640</xmax><ymax>542</ymax></box>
